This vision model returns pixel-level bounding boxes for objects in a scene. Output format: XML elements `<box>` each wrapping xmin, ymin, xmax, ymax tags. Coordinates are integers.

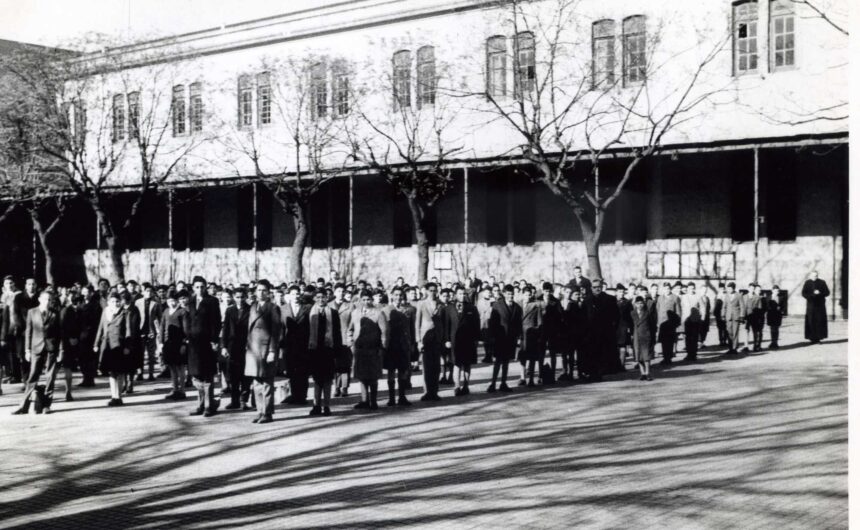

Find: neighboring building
<box><xmin>5</xmin><ymin>0</ymin><xmax>849</xmax><ymax>316</ymax></box>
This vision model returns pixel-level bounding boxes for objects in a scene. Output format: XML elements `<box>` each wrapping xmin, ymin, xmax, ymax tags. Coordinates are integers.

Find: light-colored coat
<box><xmin>244</xmin><ymin>301</ymin><xmax>282</xmax><ymax>379</ymax></box>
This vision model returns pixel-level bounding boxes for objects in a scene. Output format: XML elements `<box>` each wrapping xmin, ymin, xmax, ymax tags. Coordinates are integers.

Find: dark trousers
<box><xmin>192</xmin><ymin>376</ymin><xmax>216</xmax><ymax>411</ymax></box>
<box><xmin>229</xmin><ymin>362</ymin><xmax>251</xmax><ymax>405</ymax></box>
<box><xmin>253</xmin><ymin>376</ymin><xmax>275</xmax><ymax>417</ymax></box>
<box><xmin>716</xmin><ymin>319</ymin><xmax>728</xmax><ymax>346</ymax></box>
<box><xmin>684</xmin><ymin>321</ymin><xmax>699</xmax><ymax>359</ymax></box>
<box><xmin>751</xmin><ymin>323</ymin><xmax>764</xmax><ymax>350</ymax></box>
<box><xmin>21</xmin><ymin>350</ymin><xmax>59</xmax><ymax>410</ymax></box>
<box><xmin>422</xmin><ymin>337</ymin><xmax>441</xmax><ymax>396</ymax></box>
<box><xmin>142</xmin><ymin>336</ymin><xmax>157</xmax><ymax>376</ymax></box>
<box><xmin>769</xmin><ymin>326</ymin><xmax>780</xmax><ymax>348</ymax></box>
<box><xmin>699</xmin><ymin>322</ymin><xmax>709</xmax><ymax>344</ymax></box>
<box><xmin>289</xmin><ymin>373</ymin><xmax>309</xmax><ymax>402</ymax></box>
<box><xmin>6</xmin><ymin>335</ymin><xmax>27</xmax><ymax>381</ymax></box>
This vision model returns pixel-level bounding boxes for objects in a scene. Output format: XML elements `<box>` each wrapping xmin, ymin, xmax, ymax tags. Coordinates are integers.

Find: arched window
<box><xmin>622</xmin><ymin>15</ymin><xmax>646</xmax><ymax>86</ymax></box>
<box><xmin>592</xmin><ymin>19</ymin><xmax>616</xmax><ymax>88</ymax></box>
<box><xmin>416</xmin><ymin>45</ymin><xmax>436</xmax><ymax>108</ymax></box>
<box><xmin>486</xmin><ymin>36</ymin><xmax>506</xmax><ymax>98</ymax></box>
<box><xmin>393</xmin><ymin>50</ymin><xmax>412</xmax><ymax>108</ymax></box>
<box><xmin>172</xmin><ymin>85</ymin><xmax>186</xmax><ymax>136</ymax></box>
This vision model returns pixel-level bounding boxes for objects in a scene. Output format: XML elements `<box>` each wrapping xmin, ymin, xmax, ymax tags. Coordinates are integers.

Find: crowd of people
<box><xmin>1</xmin><ymin>266</ymin><xmax>830</xmax><ymax>423</ymax></box>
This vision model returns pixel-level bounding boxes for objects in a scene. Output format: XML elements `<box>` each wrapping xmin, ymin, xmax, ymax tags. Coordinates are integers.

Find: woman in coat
<box><xmin>158</xmin><ymin>289</ymin><xmax>188</xmax><ymax>400</ymax></box>
<box><xmin>631</xmin><ymin>296</ymin><xmax>656</xmax><ymax>381</ymax></box>
<box><xmin>94</xmin><ymin>292</ymin><xmax>129</xmax><ymax>406</ymax></box>
<box><xmin>347</xmin><ymin>290</ymin><xmax>388</xmax><ymax>410</ymax></box>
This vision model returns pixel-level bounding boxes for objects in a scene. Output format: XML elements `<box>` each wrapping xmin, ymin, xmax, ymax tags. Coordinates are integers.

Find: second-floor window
<box><xmin>393</xmin><ymin>50</ymin><xmax>411</xmax><ymax>108</ymax></box>
<box><xmin>416</xmin><ymin>46</ymin><xmax>436</xmax><ymax>108</ymax></box>
<box><xmin>622</xmin><ymin>16</ymin><xmax>647</xmax><ymax>86</ymax></box>
<box><xmin>127</xmin><ymin>91</ymin><xmax>139</xmax><ymax>139</ymax></box>
<box><xmin>734</xmin><ymin>0</ymin><xmax>759</xmax><ymax>74</ymax></box>
<box><xmin>238</xmin><ymin>75</ymin><xmax>253</xmax><ymax>128</ymax></box>
<box><xmin>513</xmin><ymin>31</ymin><xmax>535</xmax><ymax>98</ymax></box>
<box><xmin>332</xmin><ymin>62</ymin><xmax>350</xmax><ymax>117</ymax></box>
<box><xmin>592</xmin><ymin>20</ymin><xmax>616</xmax><ymax>89</ymax></box>
<box><xmin>257</xmin><ymin>72</ymin><xmax>271</xmax><ymax>126</ymax></box>
<box><xmin>189</xmin><ymin>82</ymin><xmax>203</xmax><ymax>133</ymax></box>
<box><xmin>172</xmin><ymin>85</ymin><xmax>186</xmax><ymax>136</ymax></box>
<box><xmin>311</xmin><ymin>63</ymin><xmax>328</xmax><ymax>119</ymax></box>
<box><xmin>770</xmin><ymin>0</ymin><xmax>795</xmax><ymax>69</ymax></box>
<box><xmin>486</xmin><ymin>36</ymin><xmax>506</xmax><ymax>98</ymax></box>
<box><xmin>112</xmin><ymin>94</ymin><xmax>125</xmax><ymax>142</ymax></box>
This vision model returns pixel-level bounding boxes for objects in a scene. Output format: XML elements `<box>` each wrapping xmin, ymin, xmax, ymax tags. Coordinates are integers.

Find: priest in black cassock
<box><xmin>801</xmin><ymin>271</ymin><xmax>829</xmax><ymax>344</ymax></box>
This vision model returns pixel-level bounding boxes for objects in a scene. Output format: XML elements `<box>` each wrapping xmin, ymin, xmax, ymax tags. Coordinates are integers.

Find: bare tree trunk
<box><xmin>94</xmin><ymin>208</ymin><xmax>125</xmax><ymax>283</ymax></box>
<box><xmin>290</xmin><ymin>203</ymin><xmax>309</xmax><ymax>283</ymax></box>
<box><xmin>574</xmin><ymin>208</ymin><xmax>603</xmax><ymax>281</ymax></box>
<box><xmin>406</xmin><ymin>195</ymin><xmax>430</xmax><ymax>286</ymax></box>
<box><xmin>29</xmin><ymin>211</ymin><xmax>55</xmax><ymax>286</ymax></box>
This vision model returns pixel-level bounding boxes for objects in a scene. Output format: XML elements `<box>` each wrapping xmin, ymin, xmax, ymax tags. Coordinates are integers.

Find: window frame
<box><xmin>769</xmin><ymin>0</ymin><xmax>796</xmax><ymax>71</ymax></box>
<box><xmin>622</xmin><ymin>15</ymin><xmax>647</xmax><ymax>87</ymax></box>
<box><xmin>189</xmin><ymin>82</ymin><xmax>203</xmax><ymax>133</ymax></box>
<box><xmin>126</xmin><ymin>91</ymin><xmax>139</xmax><ymax>140</ymax></box>
<box><xmin>310</xmin><ymin>62</ymin><xmax>328</xmax><ymax>119</ymax></box>
<box><xmin>416</xmin><ymin>45</ymin><xmax>436</xmax><ymax>109</ymax></box>
<box><xmin>237</xmin><ymin>75</ymin><xmax>253</xmax><ymax>129</ymax></box>
<box><xmin>591</xmin><ymin>20</ymin><xmax>616</xmax><ymax>90</ymax></box>
<box><xmin>486</xmin><ymin>35</ymin><xmax>507</xmax><ymax>99</ymax></box>
<box><xmin>332</xmin><ymin>61</ymin><xmax>350</xmax><ymax>118</ymax></box>
<box><xmin>392</xmin><ymin>50</ymin><xmax>412</xmax><ymax>109</ymax></box>
<box><xmin>172</xmin><ymin>85</ymin><xmax>187</xmax><ymax>137</ymax></box>
<box><xmin>111</xmin><ymin>93</ymin><xmax>125</xmax><ymax>142</ymax></box>
<box><xmin>256</xmin><ymin>72</ymin><xmax>272</xmax><ymax>127</ymax></box>
<box><xmin>513</xmin><ymin>31</ymin><xmax>536</xmax><ymax>99</ymax></box>
<box><xmin>733</xmin><ymin>0</ymin><xmax>760</xmax><ymax>76</ymax></box>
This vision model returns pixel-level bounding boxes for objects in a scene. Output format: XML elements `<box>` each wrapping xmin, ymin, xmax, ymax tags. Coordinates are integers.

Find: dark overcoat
<box><xmin>445</xmin><ymin>301</ymin><xmax>479</xmax><ymax>367</ymax></box>
<box><xmin>184</xmin><ymin>294</ymin><xmax>222</xmax><ymax>379</ymax></box>
<box><xmin>488</xmin><ymin>300</ymin><xmax>522</xmax><ymax>362</ymax></box>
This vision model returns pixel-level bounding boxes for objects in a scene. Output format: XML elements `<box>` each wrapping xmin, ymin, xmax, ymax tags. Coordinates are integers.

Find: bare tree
<box><xmin>218</xmin><ymin>55</ymin><xmax>355</xmax><ymax>282</ymax></box>
<box><xmin>1</xmin><ymin>36</ymin><xmax>209</xmax><ymax>282</ymax></box>
<box><xmin>462</xmin><ymin>0</ymin><xmax>730</xmax><ymax>278</ymax></box>
<box><xmin>346</xmin><ymin>44</ymin><xmax>464</xmax><ymax>285</ymax></box>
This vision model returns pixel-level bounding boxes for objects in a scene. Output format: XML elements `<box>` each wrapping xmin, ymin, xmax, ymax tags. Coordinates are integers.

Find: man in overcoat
<box><xmin>245</xmin><ymin>280</ymin><xmax>281</xmax><ymax>424</ymax></box>
<box><xmin>445</xmin><ymin>285</ymin><xmax>479</xmax><ymax>396</ymax></box>
<box><xmin>487</xmin><ymin>285</ymin><xmax>522</xmax><ymax>392</ymax></box>
<box><xmin>13</xmin><ymin>291</ymin><xmax>60</xmax><ymax>414</ymax></box>
<box><xmin>415</xmin><ymin>282</ymin><xmax>446</xmax><ymax>401</ymax></box>
<box><xmin>221</xmin><ymin>287</ymin><xmax>251</xmax><ymax>410</ymax></box>
<box><xmin>280</xmin><ymin>284</ymin><xmax>311</xmax><ymax>405</ymax></box>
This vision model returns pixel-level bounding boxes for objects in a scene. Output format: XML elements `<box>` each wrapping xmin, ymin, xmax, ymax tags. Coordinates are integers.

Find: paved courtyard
<box><xmin>0</xmin><ymin>318</ymin><xmax>847</xmax><ymax>529</ymax></box>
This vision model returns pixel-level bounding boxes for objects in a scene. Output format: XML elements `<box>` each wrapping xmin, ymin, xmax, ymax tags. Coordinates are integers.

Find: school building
<box><xmin>0</xmin><ymin>0</ymin><xmax>848</xmax><ymax>317</ymax></box>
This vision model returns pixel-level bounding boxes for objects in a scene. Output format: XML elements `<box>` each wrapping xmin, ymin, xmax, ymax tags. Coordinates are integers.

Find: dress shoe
<box><xmin>499</xmin><ymin>383</ymin><xmax>512</xmax><ymax>392</ymax></box>
<box><xmin>257</xmin><ymin>415</ymin><xmax>273</xmax><ymax>424</ymax></box>
<box><xmin>398</xmin><ymin>396</ymin><xmax>411</xmax><ymax>406</ymax></box>
<box><xmin>353</xmin><ymin>401</ymin><xmax>369</xmax><ymax>409</ymax></box>
<box><xmin>309</xmin><ymin>405</ymin><xmax>322</xmax><ymax>416</ymax></box>
<box><xmin>242</xmin><ymin>403</ymin><xmax>254</xmax><ymax>411</ymax></box>
<box><xmin>65</xmin><ymin>393</ymin><xmax>74</xmax><ymax>402</ymax></box>
<box><xmin>463</xmin><ymin>386</ymin><xmax>470</xmax><ymax>395</ymax></box>
<box><xmin>189</xmin><ymin>407</ymin><xmax>205</xmax><ymax>416</ymax></box>
<box><xmin>517</xmin><ymin>379</ymin><xmax>526</xmax><ymax>387</ymax></box>
<box><xmin>147</xmin><ymin>374</ymin><xmax>155</xmax><ymax>382</ymax></box>
<box><xmin>225</xmin><ymin>402</ymin><xmax>241</xmax><ymax>410</ymax></box>
<box><xmin>334</xmin><ymin>388</ymin><xmax>342</xmax><ymax>397</ymax></box>
<box><xmin>135</xmin><ymin>374</ymin><xmax>143</xmax><ymax>382</ymax></box>
<box><xmin>11</xmin><ymin>407</ymin><xmax>28</xmax><ymax>415</ymax></box>
<box><xmin>454</xmin><ymin>387</ymin><xmax>463</xmax><ymax>396</ymax></box>
<box><xmin>323</xmin><ymin>406</ymin><xmax>332</xmax><ymax>416</ymax></box>
<box><xmin>252</xmin><ymin>415</ymin><xmax>262</xmax><ymax>423</ymax></box>
<box><xmin>369</xmin><ymin>401</ymin><xmax>379</xmax><ymax>410</ymax></box>
<box><xmin>386</xmin><ymin>398</ymin><xmax>396</xmax><ymax>407</ymax></box>
<box><xmin>486</xmin><ymin>383</ymin><xmax>497</xmax><ymax>393</ymax></box>
<box><xmin>77</xmin><ymin>380</ymin><xmax>95</xmax><ymax>388</ymax></box>
<box><xmin>646</xmin><ymin>375</ymin><xmax>653</xmax><ymax>381</ymax></box>
<box><xmin>203</xmin><ymin>409</ymin><xmax>218</xmax><ymax>417</ymax></box>
<box><xmin>110</xmin><ymin>398</ymin><xmax>124</xmax><ymax>407</ymax></box>
<box><xmin>639</xmin><ymin>375</ymin><xmax>646</xmax><ymax>381</ymax></box>
<box><xmin>527</xmin><ymin>380</ymin><xmax>536</xmax><ymax>388</ymax></box>
<box><xmin>124</xmin><ymin>387</ymin><xmax>135</xmax><ymax>395</ymax></box>
<box><xmin>164</xmin><ymin>391</ymin><xmax>177</xmax><ymax>400</ymax></box>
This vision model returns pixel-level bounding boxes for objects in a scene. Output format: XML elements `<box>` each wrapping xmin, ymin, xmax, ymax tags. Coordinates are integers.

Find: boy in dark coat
<box><xmin>184</xmin><ymin>276</ymin><xmax>222</xmax><ymax>418</ymax></box>
<box><xmin>220</xmin><ymin>287</ymin><xmax>251</xmax><ymax>410</ymax></box>
<box><xmin>766</xmin><ymin>285</ymin><xmax>784</xmax><ymax>350</ymax></box>
<box><xmin>487</xmin><ymin>285</ymin><xmax>522</xmax><ymax>392</ymax></box>
<box><xmin>445</xmin><ymin>285</ymin><xmax>480</xmax><ymax>396</ymax></box>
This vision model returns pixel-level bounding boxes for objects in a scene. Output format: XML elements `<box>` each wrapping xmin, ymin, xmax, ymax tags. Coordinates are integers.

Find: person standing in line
<box><xmin>746</xmin><ymin>284</ymin><xmax>765</xmax><ymax>352</ymax></box>
<box><xmin>587</xmin><ymin>280</ymin><xmax>620</xmax><ymax>378</ymax></box>
<box><xmin>615</xmin><ymin>284</ymin><xmax>633</xmax><ymax>371</ymax></box>
<box><xmin>681</xmin><ymin>282</ymin><xmax>704</xmax><ymax>362</ymax></box>
<box><xmin>307</xmin><ymin>289</ymin><xmax>341</xmax><ymax>417</ymax></box>
<box><xmin>570</xmin><ymin>267</ymin><xmax>592</xmax><ymax>298</ymax></box>
<box><xmin>58</xmin><ymin>292</ymin><xmax>81</xmax><ymax>403</ymax></box>
<box><xmin>438</xmin><ymin>287</ymin><xmax>455</xmax><ymax>386</ymax></box>
<box><xmin>94</xmin><ymin>292</ymin><xmax>129</xmax><ymax>407</ymax></box>
<box><xmin>1</xmin><ymin>276</ymin><xmax>24</xmax><ymax>388</ymax></box>
<box><xmin>631</xmin><ymin>296</ymin><xmax>656</xmax><ymax>381</ymax></box>
<box><xmin>348</xmin><ymin>290</ymin><xmax>388</xmax><ymax>410</ymax></box>
<box><xmin>280</xmin><ymin>285</ymin><xmax>311</xmax><ymax>405</ymax></box>
<box><xmin>121</xmin><ymin>292</ymin><xmax>142</xmax><ymax>395</ymax></box>
<box><xmin>541</xmin><ymin>282</ymin><xmax>564</xmax><ymax>383</ymax></box>
<box><xmin>713</xmin><ymin>283</ymin><xmax>727</xmax><ymax>347</ymax></box>
<box><xmin>158</xmin><ymin>290</ymin><xmax>188</xmax><ymax>400</ymax></box>
<box><xmin>802</xmin><ymin>271</ymin><xmax>830</xmax><ymax>344</ymax></box>
<box><xmin>220</xmin><ymin>287</ymin><xmax>252</xmax><ymax>410</ymax></box>
<box><xmin>477</xmin><ymin>286</ymin><xmax>495</xmax><ymax>365</ymax></box>
<box><xmin>328</xmin><ymin>283</ymin><xmax>354</xmax><ymax>397</ymax></box>
<box><xmin>245</xmin><ymin>280</ymin><xmax>281</xmax><ymax>424</ymax></box>
<box><xmin>415</xmin><ymin>282</ymin><xmax>445</xmax><ymax>402</ymax></box>
<box><xmin>185</xmin><ymin>276</ymin><xmax>222</xmax><ymax>418</ymax></box>
<box><xmin>385</xmin><ymin>288</ymin><xmax>413</xmax><ymax>406</ymax></box>
<box><xmin>697</xmin><ymin>283</ymin><xmax>711</xmax><ymax>349</ymax></box>
<box><xmin>135</xmin><ymin>283</ymin><xmax>162</xmax><ymax>382</ymax></box>
<box><xmin>12</xmin><ymin>290</ymin><xmax>61</xmax><ymax>415</ymax></box>
<box><xmin>519</xmin><ymin>286</ymin><xmax>542</xmax><ymax>387</ymax></box>
<box><xmin>766</xmin><ymin>285</ymin><xmax>783</xmax><ymax>350</ymax></box>
<box><xmin>77</xmin><ymin>285</ymin><xmax>102</xmax><ymax>387</ymax></box>
<box><xmin>656</xmin><ymin>282</ymin><xmax>682</xmax><ymax>366</ymax></box>
<box><xmin>487</xmin><ymin>285</ymin><xmax>522</xmax><ymax>393</ymax></box>
<box><xmin>445</xmin><ymin>285</ymin><xmax>479</xmax><ymax>396</ymax></box>
<box><xmin>721</xmin><ymin>282</ymin><xmax>747</xmax><ymax>355</ymax></box>
<box><xmin>560</xmin><ymin>285</ymin><xmax>586</xmax><ymax>381</ymax></box>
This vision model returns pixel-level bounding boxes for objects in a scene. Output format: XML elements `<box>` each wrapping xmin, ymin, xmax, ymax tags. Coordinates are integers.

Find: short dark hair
<box><xmin>192</xmin><ymin>276</ymin><xmax>206</xmax><ymax>285</ymax></box>
<box><xmin>503</xmin><ymin>284</ymin><xmax>514</xmax><ymax>293</ymax></box>
<box><xmin>287</xmin><ymin>284</ymin><xmax>301</xmax><ymax>294</ymax></box>
<box><xmin>359</xmin><ymin>289</ymin><xmax>373</xmax><ymax>299</ymax></box>
<box><xmin>424</xmin><ymin>282</ymin><xmax>437</xmax><ymax>290</ymax></box>
<box><xmin>542</xmin><ymin>282</ymin><xmax>553</xmax><ymax>291</ymax></box>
